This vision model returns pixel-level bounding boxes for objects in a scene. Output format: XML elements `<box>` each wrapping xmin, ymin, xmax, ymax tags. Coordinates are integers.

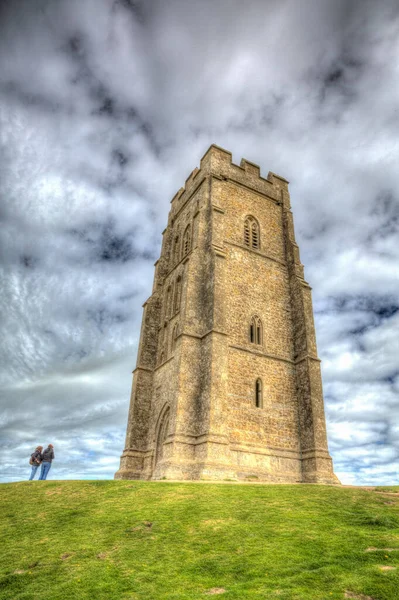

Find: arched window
<box><xmin>249</xmin><ymin>316</ymin><xmax>262</xmax><ymax>345</ymax></box>
<box><xmin>159</xmin><ymin>322</ymin><xmax>167</xmax><ymax>364</ymax></box>
<box><xmin>173</xmin><ymin>235</ymin><xmax>180</xmax><ymax>264</ymax></box>
<box><xmin>173</xmin><ymin>276</ymin><xmax>182</xmax><ymax>314</ymax></box>
<box><xmin>182</xmin><ymin>224</ymin><xmax>192</xmax><ymax>257</ymax></box>
<box><xmin>171</xmin><ymin>323</ymin><xmax>179</xmax><ymax>353</ymax></box>
<box><xmin>244</xmin><ymin>216</ymin><xmax>260</xmax><ymax>249</ymax></box>
<box><xmin>166</xmin><ymin>285</ymin><xmax>173</xmax><ymax>319</ymax></box>
<box><xmin>255</xmin><ymin>378</ymin><xmax>263</xmax><ymax>408</ymax></box>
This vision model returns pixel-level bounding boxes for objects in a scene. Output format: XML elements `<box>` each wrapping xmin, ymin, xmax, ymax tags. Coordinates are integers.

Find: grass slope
<box><xmin>1</xmin><ymin>482</ymin><xmax>399</xmax><ymax>600</ymax></box>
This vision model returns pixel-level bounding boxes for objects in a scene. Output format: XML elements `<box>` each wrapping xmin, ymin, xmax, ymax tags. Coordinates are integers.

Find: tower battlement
<box><xmin>170</xmin><ymin>145</ymin><xmax>290</xmax><ymax>220</ymax></box>
<box><xmin>115</xmin><ymin>145</ymin><xmax>339</xmax><ymax>484</ymax></box>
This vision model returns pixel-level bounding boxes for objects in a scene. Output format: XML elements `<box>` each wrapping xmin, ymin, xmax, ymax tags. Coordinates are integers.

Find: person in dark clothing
<box><xmin>39</xmin><ymin>444</ymin><xmax>54</xmax><ymax>480</ymax></box>
<box><xmin>29</xmin><ymin>446</ymin><xmax>43</xmax><ymax>480</ymax></box>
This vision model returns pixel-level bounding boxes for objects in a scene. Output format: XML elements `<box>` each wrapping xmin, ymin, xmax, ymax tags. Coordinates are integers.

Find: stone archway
<box><xmin>154</xmin><ymin>406</ymin><xmax>170</xmax><ymax>470</ymax></box>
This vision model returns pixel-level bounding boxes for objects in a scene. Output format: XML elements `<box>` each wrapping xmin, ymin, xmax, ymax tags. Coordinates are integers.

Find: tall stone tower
<box><xmin>115</xmin><ymin>145</ymin><xmax>339</xmax><ymax>484</ymax></box>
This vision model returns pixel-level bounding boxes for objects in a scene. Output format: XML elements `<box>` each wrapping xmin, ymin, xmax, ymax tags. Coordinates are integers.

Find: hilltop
<box><xmin>1</xmin><ymin>481</ymin><xmax>398</xmax><ymax>599</ymax></box>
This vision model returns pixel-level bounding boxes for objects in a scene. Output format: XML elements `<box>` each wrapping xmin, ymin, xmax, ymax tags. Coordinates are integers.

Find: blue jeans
<box><xmin>39</xmin><ymin>462</ymin><xmax>52</xmax><ymax>480</ymax></box>
<box><xmin>29</xmin><ymin>465</ymin><xmax>40</xmax><ymax>480</ymax></box>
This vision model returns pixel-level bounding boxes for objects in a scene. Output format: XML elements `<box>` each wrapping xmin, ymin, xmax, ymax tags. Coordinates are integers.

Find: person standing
<box><xmin>29</xmin><ymin>446</ymin><xmax>43</xmax><ymax>480</ymax></box>
<box><xmin>39</xmin><ymin>444</ymin><xmax>54</xmax><ymax>480</ymax></box>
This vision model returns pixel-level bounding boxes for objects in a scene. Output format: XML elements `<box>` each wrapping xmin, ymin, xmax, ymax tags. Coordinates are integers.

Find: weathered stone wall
<box><xmin>227</xmin><ymin>351</ymin><xmax>299</xmax><ymax>449</ymax></box>
<box><xmin>115</xmin><ymin>144</ymin><xmax>339</xmax><ymax>484</ymax></box>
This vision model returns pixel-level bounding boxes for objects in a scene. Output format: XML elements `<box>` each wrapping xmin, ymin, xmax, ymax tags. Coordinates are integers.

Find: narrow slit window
<box><xmin>182</xmin><ymin>224</ymin><xmax>191</xmax><ymax>257</ymax></box>
<box><xmin>173</xmin><ymin>276</ymin><xmax>182</xmax><ymax>313</ymax></box>
<box><xmin>244</xmin><ymin>220</ymin><xmax>251</xmax><ymax>247</ymax></box>
<box><xmin>166</xmin><ymin>286</ymin><xmax>173</xmax><ymax>319</ymax></box>
<box><xmin>171</xmin><ymin>324</ymin><xmax>178</xmax><ymax>353</ymax></box>
<box><xmin>173</xmin><ymin>236</ymin><xmax>180</xmax><ymax>263</ymax></box>
<box><xmin>162</xmin><ymin>321</ymin><xmax>168</xmax><ymax>361</ymax></box>
<box><xmin>252</xmin><ymin>221</ymin><xmax>259</xmax><ymax>249</ymax></box>
<box><xmin>255</xmin><ymin>378</ymin><xmax>263</xmax><ymax>408</ymax></box>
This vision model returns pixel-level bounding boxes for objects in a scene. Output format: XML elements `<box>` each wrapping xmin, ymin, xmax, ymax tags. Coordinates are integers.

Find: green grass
<box><xmin>1</xmin><ymin>482</ymin><xmax>399</xmax><ymax>599</ymax></box>
<box><xmin>374</xmin><ymin>487</ymin><xmax>399</xmax><ymax>494</ymax></box>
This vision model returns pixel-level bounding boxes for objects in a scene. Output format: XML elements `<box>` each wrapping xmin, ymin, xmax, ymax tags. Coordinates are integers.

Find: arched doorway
<box><xmin>154</xmin><ymin>406</ymin><xmax>170</xmax><ymax>469</ymax></box>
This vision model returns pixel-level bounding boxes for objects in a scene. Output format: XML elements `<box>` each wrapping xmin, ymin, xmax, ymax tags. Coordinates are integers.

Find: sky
<box><xmin>1</xmin><ymin>0</ymin><xmax>398</xmax><ymax>485</ymax></box>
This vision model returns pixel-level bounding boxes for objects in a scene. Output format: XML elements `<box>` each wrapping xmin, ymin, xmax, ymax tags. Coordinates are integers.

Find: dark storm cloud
<box><xmin>68</xmin><ymin>217</ymin><xmax>157</xmax><ymax>262</ymax></box>
<box><xmin>1</xmin><ymin>0</ymin><xmax>399</xmax><ymax>483</ymax></box>
<box><xmin>0</xmin><ymin>80</ymin><xmax>62</xmax><ymax>114</ymax></box>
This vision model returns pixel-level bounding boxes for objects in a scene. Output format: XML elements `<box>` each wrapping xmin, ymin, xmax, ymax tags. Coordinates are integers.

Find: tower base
<box><xmin>114</xmin><ymin>439</ymin><xmax>340</xmax><ymax>484</ymax></box>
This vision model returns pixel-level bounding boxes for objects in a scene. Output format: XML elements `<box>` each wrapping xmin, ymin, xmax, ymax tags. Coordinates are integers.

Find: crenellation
<box><xmin>268</xmin><ymin>171</ymin><xmax>290</xmax><ymax>185</ymax></box>
<box><xmin>115</xmin><ymin>144</ymin><xmax>339</xmax><ymax>484</ymax></box>
<box><xmin>171</xmin><ymin>187</ymin><xmax>184</xmax><ymax>204</ymax></box>
<box><xmin>171</xmin><ymin>145</ymin><xmax>291</xmax><ymax>220</ymax></box>
<box><xmin>199</xmin><ymin>144</ymin><xmax>232</xmax><ymax>171</ymax></box>
<box><xmin>185</xmin><ymin>166</ymin><xmax>200</xmax><ymax>187</ymax></box>
<box><xmin>240</xmin><ymin>158</ymin><xmax>260</xmax><ymax>178</ymax></box>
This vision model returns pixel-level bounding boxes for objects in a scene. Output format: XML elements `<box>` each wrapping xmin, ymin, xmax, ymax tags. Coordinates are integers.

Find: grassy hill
<box><xmin>1</xmin><ymin>481</ymin><xmax>399</xmax><ymax>599</ymax></box>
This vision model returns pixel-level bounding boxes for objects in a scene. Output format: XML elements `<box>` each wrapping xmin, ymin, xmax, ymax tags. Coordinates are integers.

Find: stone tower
<box><xmin>115</xmin><ymin>145</ymin><xmax>339</xmax><ymax>484</ymax></box>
